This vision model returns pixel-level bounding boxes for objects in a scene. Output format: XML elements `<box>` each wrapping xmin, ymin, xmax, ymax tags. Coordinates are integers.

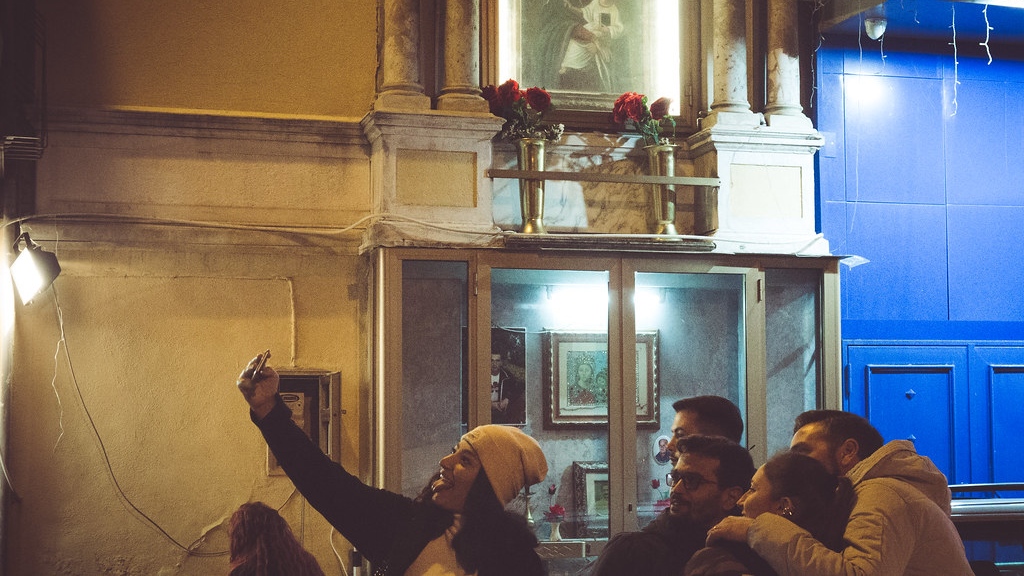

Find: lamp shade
<box><xmin>10</xmin><ymin>237</ymin><xmax>61</xmax><ymax>305</ymax></box>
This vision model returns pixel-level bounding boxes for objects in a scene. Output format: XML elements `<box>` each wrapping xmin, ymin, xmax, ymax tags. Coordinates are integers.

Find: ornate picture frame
<box><xmin>542</xmin><ymin>330</ymin><xmax>659</xmax><ymax>429</ymax></box>
<box><xmin>572</xmin><ymin>461</ymin><xmax>609</xmax><ymax>538</ymax></box>
<box><xmin>489</xmin><ymin>0</ymin><xmax>701</xmax><ymax>130</ymax></box>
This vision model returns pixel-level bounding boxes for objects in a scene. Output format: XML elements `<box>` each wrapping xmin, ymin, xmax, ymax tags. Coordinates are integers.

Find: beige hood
<box><xmin>847</xmin><ymin>439</ymin><xmax>953</xmax><ymax>515</ymax></box>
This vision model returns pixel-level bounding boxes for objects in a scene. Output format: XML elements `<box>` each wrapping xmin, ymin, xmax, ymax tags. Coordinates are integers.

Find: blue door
<box><xmin>847</xmin><ymin>345</ymin><xmax>970</xmax><ymax>484</ymax></box>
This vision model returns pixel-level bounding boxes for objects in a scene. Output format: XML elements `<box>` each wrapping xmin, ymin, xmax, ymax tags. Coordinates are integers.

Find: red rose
<box><xmin>525</xmin><ymin>87</ymin><xmax>552</xmax><ymax>112</ymax></box>
<box><xmin>651</xmin><ymin>478</ymin><xmax>661</xmax><ymax>490</ymax></box>
<box><xmin>496</xmin><ymin>79</ymin><xmax>522</xmax><ymax>107</ymax></box>
<box><xmin>549</xmin><ymin>504</ymin><xmax>565</xmax><ymax>516</ymax></box>
<box><xmin>612</xmin><ymin>92</ymin><xmax>633</xmax><ymax>124</ymax></box>
<box><xmin>613</xmin><ymin>92</ymin><xmax>646</xmax><ymax>124</ymax></box>
<box><xmin>649</xmin><ymin>97</ymin><xmax>671</xmax><ymax>120</ymax></box>
<box><xmin>624</xmin><ymin>94</ymin><xmax>645</xmax><ymax>122</ymax></box>
<box><xmin>548</xmin><ymin>484</ymin><xmax>557</xmax><ymax>495</ymax></box>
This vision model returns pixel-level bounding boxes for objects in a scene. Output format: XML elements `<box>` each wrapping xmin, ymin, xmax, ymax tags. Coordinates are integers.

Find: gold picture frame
<box><xmin>542</xmin><ymin>330</ymin><xmax>659</xmax><ymax>429</ymax></box>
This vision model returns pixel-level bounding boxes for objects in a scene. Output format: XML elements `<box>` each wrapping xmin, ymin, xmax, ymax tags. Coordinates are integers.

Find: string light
<box><xmin>949</xmin><ymin>4</ymin><xmax>960</xmax><ymax>116</ymax></box>
<box><xmin>981</xmin><ymin>5</ymin><xmax>993</xmax><ymax>65</ymax></box>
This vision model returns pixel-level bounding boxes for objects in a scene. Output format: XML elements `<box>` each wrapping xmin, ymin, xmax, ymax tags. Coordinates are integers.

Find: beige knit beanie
<box><xmin>461</xmin><ymin>425</ymin><xmax>548</xmax><ymax>506</ymax></box>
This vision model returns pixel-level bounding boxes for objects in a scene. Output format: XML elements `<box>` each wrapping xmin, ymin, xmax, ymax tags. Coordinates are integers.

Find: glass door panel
<box><xmin>632</xmin><ymin>271</ymin><xmax>747</xmax><ymax>528</ymax></box>
<box><xmin>764</xmin><ymin>268</ymin><xmax>822</xmax><ymax>456</ymax></box>
<box><xmin>400</xmin><ymin>260</ymin><xmax>469</xmax><ymax>498</ymax></box>
<box><xmin>490</xmin><ymin>268</ymin><xmax>611</xmax><ymax>546</ymax></box>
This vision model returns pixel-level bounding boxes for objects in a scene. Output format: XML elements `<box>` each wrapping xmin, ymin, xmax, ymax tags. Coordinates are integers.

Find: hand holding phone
<box><xmin>238</xmin><ymin>350</ymin><xmax>277</xmax><ymax>418</ymax></box>
<box><xmin>251</xmin><ymin>349</ymin><xmax>271</xmax><ymax>381</ymax></box>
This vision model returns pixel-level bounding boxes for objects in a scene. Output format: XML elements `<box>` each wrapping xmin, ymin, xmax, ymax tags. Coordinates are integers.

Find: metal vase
<box><xmin>516</xmin><ymin>137</ymin><xmax>547</xmax><ymax>234</ymax></box>
<box><xmin>645</xmin><ymin>143</ymin><xmax>679</xmax><ymax>235</ymax></box>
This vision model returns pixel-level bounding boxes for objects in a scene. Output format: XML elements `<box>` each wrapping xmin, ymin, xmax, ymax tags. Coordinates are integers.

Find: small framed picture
<box><xmin>572</xmin><ymin>461</ymin><xmax>609</xmax><ymax>538</ymax></box>
<box><xmin>654</xmin><ymin>434</ymin><xmax>672</xmax><ymax>466</ymax></box>
<box><xmin>542</xmin><ymin>331</ymin><xmax>659</xmax><ymax>429</ymax></box>
<box><xmin>490</xmin><ymin>327</ymin><xmax>527</xmax><ymax>426</ymax></box>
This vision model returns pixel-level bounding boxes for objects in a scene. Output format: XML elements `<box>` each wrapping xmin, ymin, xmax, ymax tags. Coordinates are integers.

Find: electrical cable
<box><xmin>0</xmin><ymin>437</ymin><xmax>18</xmax><ymax>502</ymax></box>
<box><xmin>329</xmin><ymin>526</ymin><xmax>350</xmax><ymax>576</ymax></box>
<box><xmin>0</xmin><ymin>211</ymin><xmax>511</xmax><ymax>239</ymax></box>
<box><xmin>50</xmin><ymin>285</ymin><xmax>225</xmax><ymax>556</ymax></box>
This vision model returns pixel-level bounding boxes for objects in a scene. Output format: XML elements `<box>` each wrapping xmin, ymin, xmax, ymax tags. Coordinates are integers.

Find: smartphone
<box><xmin>252</xmin><ymin>349</ymin><xmax>271</xmax><ymax>381</ymax></box>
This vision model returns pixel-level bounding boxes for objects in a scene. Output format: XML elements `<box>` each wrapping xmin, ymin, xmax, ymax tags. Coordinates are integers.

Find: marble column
<box><xmin>765</xmin><ymin>0</ymin><xmax>812</xmax><ymax>129</ymax></box>
<box><xmin>437</xmin><ymin>0</ymin><xmax>489</xmax><ymax>112</ymax></box>
<box><xmin>375</xmin><ymin>0</ymin><xmax>431</xmax><ymax>111</ymax></box>
<box><xmin>709</xmin><ymin>0</ymin><xmax>751</xmax><ymax>117</ymax></box>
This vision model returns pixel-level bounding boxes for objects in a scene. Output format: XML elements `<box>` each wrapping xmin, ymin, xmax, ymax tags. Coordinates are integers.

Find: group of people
<box><xmin>233</xmin><ymin>355</ymin><xmax>974</xmax><ymax>576</ymax></box>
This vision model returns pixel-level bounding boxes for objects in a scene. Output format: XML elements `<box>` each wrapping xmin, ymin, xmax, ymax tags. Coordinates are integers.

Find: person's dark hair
<box><xmin>676</xmin><ymin>434</ymin><xmax>755</xmax><ymax>491</ymax></box>
<box><xmin>761</xmin><ymin>451</ymin><xmax>855</xmax><ymax>551</ymax></box>
<box><xmin>672</xmin><ymin>396</ymin><xmax>744</xmax><ymax>443</ymax></box>
<box><xmin>793</xmin><ymin>410</ymin><xmax>884</xmax><ymax>460</ymax></box>
<box><xmin>415</xmin><ymin>469</ymin><xmax>541</xmax><ymax>575</ymax></box>
<box><xmin>228</xmin><ymin>501</ymin><xmax>326</xmax><ymax>576</ymax></box>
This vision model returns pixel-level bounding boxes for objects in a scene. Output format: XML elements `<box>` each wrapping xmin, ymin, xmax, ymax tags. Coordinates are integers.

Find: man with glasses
<box><xmin>589</xmin><ymin>435</ymin><xmax>755</xmax><ymax>576</ymax></box>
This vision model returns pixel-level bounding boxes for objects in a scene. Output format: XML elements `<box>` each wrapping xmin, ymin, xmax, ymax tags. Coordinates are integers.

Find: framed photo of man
<box><xmin>490</xmin><ymin>327</ymin><xmax>528</xmax><ymax>426</ymax></box>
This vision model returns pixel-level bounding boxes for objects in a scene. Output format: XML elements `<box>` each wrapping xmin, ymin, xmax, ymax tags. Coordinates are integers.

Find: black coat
<box><xmin>254</xmin><ymin>400</ymin><xmax>544</xmax><ymax>576</ymax></box>
<box><xmin>588</xmin><ymin>509</ymin><xmax>712</xmax><ymax>576</ymax></box>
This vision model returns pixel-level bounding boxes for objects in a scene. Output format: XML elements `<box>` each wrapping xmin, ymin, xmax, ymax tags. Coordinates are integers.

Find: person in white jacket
<box><xmin>706</xmin><ymin>410</ymin><xmax>972</xmax><ymax>576</ymax></box>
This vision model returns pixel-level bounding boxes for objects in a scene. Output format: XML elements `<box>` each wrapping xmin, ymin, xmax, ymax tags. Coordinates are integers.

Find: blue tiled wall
<box><xmin>817</xmin><ymin>43</ymin><xmax>1024</xmax><ymax>486</ymax></box>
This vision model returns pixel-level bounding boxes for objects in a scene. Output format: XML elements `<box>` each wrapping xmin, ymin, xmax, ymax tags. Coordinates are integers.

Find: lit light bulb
<box><xmin>865</xmin><ymin>17</ymin><xmax>887</xmax><ymax>40</ymax></box>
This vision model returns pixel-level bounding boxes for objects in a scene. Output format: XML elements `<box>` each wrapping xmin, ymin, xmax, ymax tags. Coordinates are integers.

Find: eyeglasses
<box><xmin>671</xmin><ymin>471</ymin><xmax>720</xmax><ymax>492</ymax></box>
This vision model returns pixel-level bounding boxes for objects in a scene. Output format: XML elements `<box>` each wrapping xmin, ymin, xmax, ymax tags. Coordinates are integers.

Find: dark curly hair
<box><xmin>228</xmin><ymin>501</ymin><xmax>325</xmax><ymax>576</ymax></box>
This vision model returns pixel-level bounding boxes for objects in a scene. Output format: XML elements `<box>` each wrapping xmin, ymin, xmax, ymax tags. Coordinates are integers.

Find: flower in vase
<box><xmin>612</xmin><ymin>92</ymin><xmax>676</xmax><ymax>147</ymax></box>
<box><xmin>651</xmin><ymin>478</ymin><xmax>669</xmax><ymax>500</ymax></box>
<box><xmin>652</xmin><ymin>477</ymin><xmax>671</xmax><ymax>511</ymax></box>
<box><xmin>482</xmin><ymin>79</ymin><xmax>565</xmax><ymax>143</ymax></box>
<box><xmin>544</xmin><ymin>504</ymin><xmax>566</xmax><ymax>523</ymax></box>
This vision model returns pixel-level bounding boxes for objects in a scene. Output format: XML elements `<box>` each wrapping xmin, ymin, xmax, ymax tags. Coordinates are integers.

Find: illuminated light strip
<box><xmin>981</xmin><ymin>4</ymin><xmax>994</xmax><ymax>65</ymax></box>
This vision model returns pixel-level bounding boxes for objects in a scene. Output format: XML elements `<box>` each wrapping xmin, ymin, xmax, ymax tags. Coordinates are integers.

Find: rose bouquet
<box><xmin>482</xmin><ymin>79</ymin><xmax>565</xmax><ymax>142</ymax></box>
<box><xmin>612</xmin><ymin>92</ymin><xmax>676</xmax><ymax>146</ymax></box>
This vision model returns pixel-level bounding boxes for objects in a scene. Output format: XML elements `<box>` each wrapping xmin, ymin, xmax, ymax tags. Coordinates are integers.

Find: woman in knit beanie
<box><xmin>237</xmin><ymin>356</ymin><xmax>548</xmax><ymax>576</ymax></box>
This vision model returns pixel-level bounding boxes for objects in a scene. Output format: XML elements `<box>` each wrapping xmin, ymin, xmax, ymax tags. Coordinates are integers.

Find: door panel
<box><xmin>971</xmin><ymin>346</ymin><xmax>1024</xmax><ymax>490</ymax></box>
<box><xmin>847</xmin><ymin>346</ymin><xmax>969</xmax><ymax>483</ymax></box>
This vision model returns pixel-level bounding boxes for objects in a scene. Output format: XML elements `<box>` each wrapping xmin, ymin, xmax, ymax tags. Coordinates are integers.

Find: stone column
<box><xmin>437</xmin><ymin>0</ymin><xmax>489</xmax><ymax>112</ymax></box>
<box><xmin>375</xmin><ymin>0</ymin><xmax>431</xmax><ymax>111</ymax></box>
<box><xmin>765</xmin><ymin>0</ymin><xmax>812</xmax><ymax>129</ymax></box>
<box><xmin>711</xmin><ymin>0</ymin><xmax>749</xmax><ymax>114</ymax></box>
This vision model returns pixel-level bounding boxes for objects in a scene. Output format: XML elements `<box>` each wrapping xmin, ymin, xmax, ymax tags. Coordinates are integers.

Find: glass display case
<box><xmin>374</xmin><ymin>247</ymin><xmax>841</xmax><ymax>567</ymax></box>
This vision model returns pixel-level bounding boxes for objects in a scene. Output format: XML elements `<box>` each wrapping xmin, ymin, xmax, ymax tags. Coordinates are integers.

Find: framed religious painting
<box><xmin>542</xmin><ymin>330</ymin><xmax>659</xmax><ymax>429</ymax></box>
<box><xmin>488</xmin><ymin>0</ymin><xmax>702</xmax><ymax>130</ymax></box>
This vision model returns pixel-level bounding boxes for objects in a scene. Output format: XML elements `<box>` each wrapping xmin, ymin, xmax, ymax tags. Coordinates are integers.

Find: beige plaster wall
<box><xmin>4</xmin><ymin>1</ymin><xmax>380</xmax><ymax>574</ymax></box>
<box><xmin>38</xmin><ymin>0</ymin><xmax>377</xmax><ymax>118</ymax></box>
<box><xmin>6</xmin><ymin>240</ymin><xmax>369</xmax><ymax>575</ymax></box>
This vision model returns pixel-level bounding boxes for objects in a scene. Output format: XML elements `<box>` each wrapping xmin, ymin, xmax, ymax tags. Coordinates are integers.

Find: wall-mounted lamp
<box><xmin>865</xmin><ymin>17</ymin><xmax>887</xmax><ymax>40</ymax></box>
<box><xmin>10</xmin><ymin>232</ymin><xmax>61</xmax><ymax>304</ymax></box>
